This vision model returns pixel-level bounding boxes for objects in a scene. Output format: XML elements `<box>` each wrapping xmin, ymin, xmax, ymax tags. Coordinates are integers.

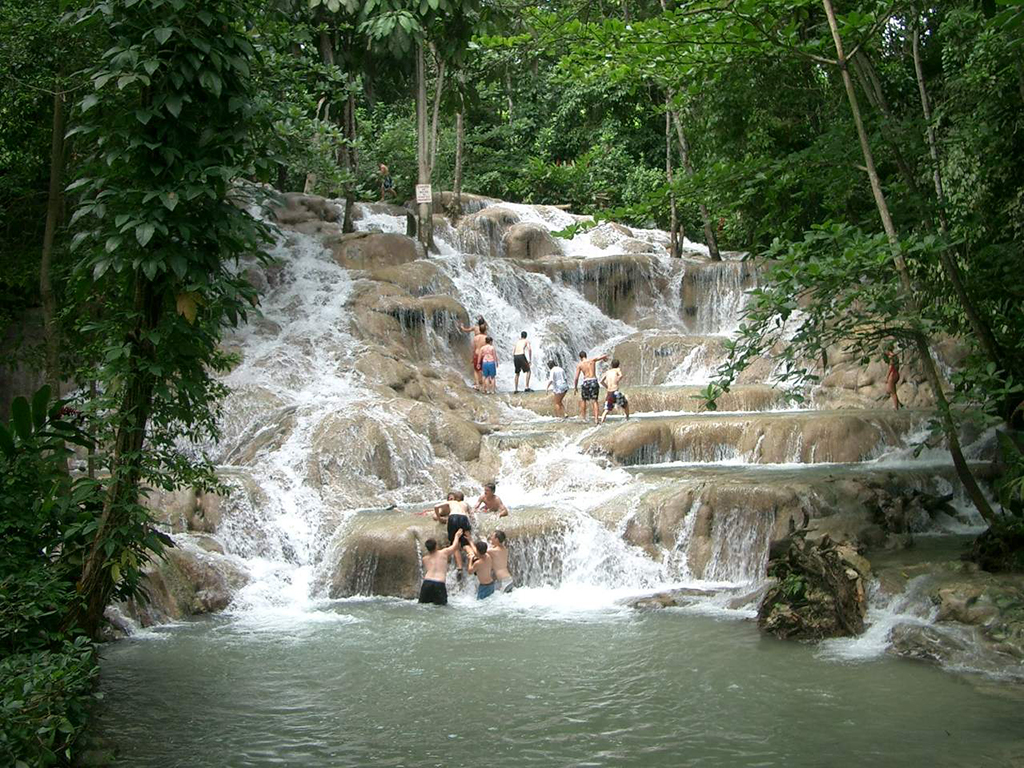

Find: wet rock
<box><xmin>457</xmin><ymin>206</ymin><xmax>523</xmax><ymax>257</ymax></box>
<box><xmin>269</xmin><ymin>192</ymin><xmax>341</xmax><ymax>226</ymax></box>
<box><xmin>505</xmin><ymin>222</ymin><xmax>561</xmax><ymax>260</ymax></box>
<box><xmin>758</xmin><ymin>533</ymin><xmax>867</xmax><ymax>640</ymax></box>
<box><xmin>327</xmin><ymin>231</ymin><xmax>424</xmax><ymax>270</ymax></box>
<box><xmin>525</xmin><ymin>254</ymin><xmax>666</xmax><ymax>323</ymax></box>
<box><xmin>369</xmin><ymin>260</ymin><xmax>456</xmax><ymax>297</ymax></box>
<box><xmin>583</xmin><ymin>411</ymin><xmax>914</xmax><ymax>466</ymax></box>
<box><xmin>587</xmin><ymin>222</ymin><xmax>634</xmax><ymax>249</ymax></box>
<box><xmin>141</xmin><ymin>486</ymin><xmax>197</xmax><ymax>534</ymax></box>
<box><xmin>122</xmin><ymin>541</ymin><xmax>250</xmax><ymax>626</ymax></box>
<box><xmin>680</xmin><ymin>258</ymin><xmax>759</xmax><ymax>334</ymax></box>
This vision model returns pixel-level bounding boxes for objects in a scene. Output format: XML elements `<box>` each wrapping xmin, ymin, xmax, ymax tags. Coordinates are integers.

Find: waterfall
<box><xmin>130</xmin><ymin>193</ymin><xmax>990</xmax><ymax>643</ymax></box>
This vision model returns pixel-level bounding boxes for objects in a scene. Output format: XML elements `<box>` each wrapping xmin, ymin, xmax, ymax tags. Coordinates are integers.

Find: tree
<box><xmin>62</xmin><ymin>0</ymin><xmax>272</xmax><ymax>637</ymax></box>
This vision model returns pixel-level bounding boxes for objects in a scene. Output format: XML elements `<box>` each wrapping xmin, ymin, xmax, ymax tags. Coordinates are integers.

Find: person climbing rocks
<box><xmin>420</xmin><ymin>492</ymin><xmax>457</xmax><ymax>522</ymax></box>
<box><xmin>379</xmin><ymin>163</ymin><xmax>396</xmax><ymax>201</ymax></box>
<box><xmin>885</xmin><ymin>349</ymin><xmax>902</xmax><ymax>410</ymax></box>
<box><xmin>480</xmin><ymin>336</ymin><xmax>498</xmax><ymax>394</ymax></box>
<box><xmin>546</xmin><ymin>359</ymin><xmax>569</xmax><ymax>418</ymax></box>
<box><xmin>513</xmin><ymin>331</ymin><xmax>533</xmax><ymax>393</ymax></box>
<box><xmin>465</xmin><ymin>538</ymin><xmax>496</xmax><ymax>600</ymax></box>
<box><xmin>473</xmin><ymin>482</ymin><xmax>509</xmax><ymax>517</ymax></box>
<box><xmin>460</xmin><ymin>317</ymin><xmax>487</xmax><ymax>389</ymax></box>
<box><xmin>598</xmin><ymin>358</ymin><xmax>630</xmax><ymax>424</ymax></box>
<box><xmin>418</xmin><ymin>529</ymin><xmax>463</xmax><ymax>606</ymax></box>
<box><xmin>488</xmin><ymin>530</ymin><xmax>514</xmax><ymax>593</ymax></box>
<box><xmin>574</xmin><ymin>351</ymin><xmax>608</xmax><ymax>423</ymax></box>
<box><xmin>445</xmin><ymin>490</ymin><xmax>473</xmax><ymax>574</ymax></box>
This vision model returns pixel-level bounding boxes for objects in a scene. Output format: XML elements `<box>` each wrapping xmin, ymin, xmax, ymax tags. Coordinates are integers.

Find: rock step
<box><xmin>581</xmin><ymin>408</ymin><xmax>928</xmax><ymax>466</ymax></box>
<box><xmin>503</xmin><ymin>384</ymin><xmax>790</xmax><ymax>417</ymax></box>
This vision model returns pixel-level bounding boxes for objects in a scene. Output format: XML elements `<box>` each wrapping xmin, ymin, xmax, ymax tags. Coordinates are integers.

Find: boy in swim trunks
<box><xmin>418</xmin><ymin>529</ymin><xmax>463</xmax><ymax>606</ymax></box>
<box><xmin>445</xmin><ymin>490</ymin><xmax>473</xmax><ymax>573</ymax></box>
<box><xmin>598</xmin><ymin>358</ymin><xmax>630</xmax><ymax>424</ymax></box>
<box><xmin>513</xmin><ymin>331</ymin><xmax>532</xmax><ymax>393</ymax></box>
<box><xmin>488</xmin><ymin>530</ymin><xmax>514</xmax><ymax>592</ymax></box>
<box><xmin>460</xmin><ymin>317</ymin><xmax>487</xmax><ymax>389</ymax></box>
<box><xmin>546</xmin><ymin>359</ymin><xmax>569</xmax><ymax>418</ymax></box>
<box><xmin>574</xmin><ymin>351</ymin><xmax>608</xmax><ymax>423</ymax></box>
<box><xmin>465</xmin><ymin>538</ymin><xmax>496</xmax><ymax>599</ymax></box>
<box><xmin>479</xmin><ymin>336</ymin><xmax>498</xmax><ymax>394</ymax></box>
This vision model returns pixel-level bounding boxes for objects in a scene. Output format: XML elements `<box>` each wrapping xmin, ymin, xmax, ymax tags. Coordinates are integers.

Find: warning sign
<box><xmin>415</xmin><ymin>184</ymin><xmax>433</xmax><ymax>204</ymax></box>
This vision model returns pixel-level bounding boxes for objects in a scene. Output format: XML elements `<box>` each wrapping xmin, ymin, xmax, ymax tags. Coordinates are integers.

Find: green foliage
<box><xmin>0</xmin><ymin>637</ymin><xmax>98</xmax><ymax>768</ymax></box>
<box><xmin>0</xmin><ymin>386</ymin><xmax>101</xmax><ymax>766</ymax></box>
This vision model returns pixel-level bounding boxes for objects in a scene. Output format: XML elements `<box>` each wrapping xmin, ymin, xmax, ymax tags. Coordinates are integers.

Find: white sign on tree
<box><xmin>415</xmin><ymin>184</ymin><xmax>433</xmax><ymax>204</ymax></box>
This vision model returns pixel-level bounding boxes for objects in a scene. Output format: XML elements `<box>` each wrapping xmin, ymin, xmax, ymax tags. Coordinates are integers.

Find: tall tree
<box><xmin>63</xmin><ymin>0</ymin><xmax>272</xmax><ymax>637</ymax></box>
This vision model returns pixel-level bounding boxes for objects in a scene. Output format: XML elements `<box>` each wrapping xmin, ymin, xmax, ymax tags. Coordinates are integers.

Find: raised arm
<box><xmin>442</xmin><ymin>529</ymin><xmax>463</xmax><ymax>554</ymax></box>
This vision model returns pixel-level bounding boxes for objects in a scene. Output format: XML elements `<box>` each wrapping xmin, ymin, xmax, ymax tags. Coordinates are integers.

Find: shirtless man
<box><xmin>465</xmin><ymin>538</ymin><xmax>496</xmax><ymax>600</ymax></box>
<box><xmin>417</xmin><ymin>529</ymin><xmax>463</xmax><ymax>606</ymax></box>
<box><xmin>473</xmin><ymin>482</ymin><xmax>509</xmax><ymax>517</ymax></box>
<box><xmin>513</xmin><ymin>331</ymin><xmax>533</xmax><ymax>393</ymax></box>
<box><xmin>574</xmin><ymin>351</ymin><xmax>608</xmax><ymax>423</ymax></box>
<box><xmin>488</xmin><ymin>530</ymin><xmax>513</xmax><ymax>592</ymax></box>
<box><xmin>546</xmin><ymin>359</ymin><xmax>569</xmax><ymax>417</ymax></box>
<box><xmin>459</xmin><ymin>318</ymin><xmax>488</xmax><ymax>389</ymax></box>
<box><xmin>598</xmin><ymin>358</ymin><xmax>630</xmax><ymax>424</ymax></box>
<box><xmin>479</xmin><ymin>336</ymin><xmax>498</xmax><ymax>394</ymax></box>
<box><xmin>884</xmin><ymin>349</ymin><xmax>902</xmax><ymax>410</ymax></box>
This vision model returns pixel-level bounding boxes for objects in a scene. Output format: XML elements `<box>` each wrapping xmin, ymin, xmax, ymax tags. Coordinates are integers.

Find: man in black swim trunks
<box><xmin>418</xmin><ymin>530</ymin><xmax>463</xmax><ymax>606</ymax></box>
<box><xmin>513</xmin><ymin>331</ymin><xmax>532</xmax><ymax>393</ymax></box>
<box><xmin>444</xmin><ymin>490</ymin><xmax>472</xmax><ymax>573</ymax></box>
<box><xmin>574</xmin><ymin>350</ymin><xmax>608</xmax><ymax>423</ymax></box>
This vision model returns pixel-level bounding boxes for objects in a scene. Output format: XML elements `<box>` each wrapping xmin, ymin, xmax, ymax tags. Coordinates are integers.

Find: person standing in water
<box><xmin>513</xmin><ymin>331</ymin><xmax>533</xmax><ymax>393</ymax></box>
<box><xmin>598</xmin><ymin>358</ymin><xmax>630</xmax><ymax>424</ymax></box>
<box><xmin>418</xmin><ymin>530</ymin><xmax>463</xmax><ymax>606</ymax></box>
<box><xmin>378</xmin><ymin>163</ymin><xmax>396</xmax><ymax>200</ymax></box>
<box><xmin>885</xmin><ymin>349</ymin><xmax>902</xmax><ymax>410</ymax></box>
<box><xmin>479</xmin><ymin>336</ymin><xmax>498</xmax><ymax>394</ymax></box>
<box><xmin>546</xmin><ymin>359</ymin><xmax>569</xmax><ymax>418</ymax></box>
<box><xmin>460</xmin><ymin>317</ymin><xmax>487</xmax><ymax>389</ymax></box>
<box><xmin>488</xmin><ymin>530</ymin><xmax>514</xmax><ymax>593</ymax></box>
<box><xmin>465</xmin><ymin>538</ymin><xmax>496</xmax><ymax>600</ymax></box>
<box><xmin>473</xmin><ymin>482</ymin><xmax>509</xmax><ymax>517</ymax></box>
<box><xmin>574</xmin><ymin>351</ymin><xmax>608</xmax><ymax>423</ymax></box>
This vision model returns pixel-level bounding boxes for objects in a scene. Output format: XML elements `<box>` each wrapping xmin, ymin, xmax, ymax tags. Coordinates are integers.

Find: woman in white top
<box><xmin>546</xmin><ymin>360</ymin><xmax>569</xmax><ymax>418</ymax></box>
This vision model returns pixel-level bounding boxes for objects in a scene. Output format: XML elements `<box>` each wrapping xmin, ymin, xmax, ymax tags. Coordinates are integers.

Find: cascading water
<box><xmin>143</xmin><ymin>192</ymin><xmax>995</xmax><ymax>671</ymax></box>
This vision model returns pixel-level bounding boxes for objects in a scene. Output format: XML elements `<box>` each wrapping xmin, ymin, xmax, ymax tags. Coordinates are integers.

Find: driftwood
<box><xmin>758</xmin><ymin>526</ymin><xmax>867</xmax><ymax>641</ymax></box>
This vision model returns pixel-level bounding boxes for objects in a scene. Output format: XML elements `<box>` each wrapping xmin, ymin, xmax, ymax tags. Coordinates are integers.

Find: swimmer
<box><xmin>445</xmin><ymin>490</ymin><xmax>473</xmax><ymax>572</ymax></box>
<box><xmin>460</xmin><ymin>317</ymin><xmax>487</xmax><ymax>389</ymax></box>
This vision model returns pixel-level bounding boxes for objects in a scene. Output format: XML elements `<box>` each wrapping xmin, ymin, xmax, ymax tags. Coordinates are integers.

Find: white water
<box><xmin>161</xmin><ymin>196</ymin><xmax>992</xmax><ymax>673</ymax></box>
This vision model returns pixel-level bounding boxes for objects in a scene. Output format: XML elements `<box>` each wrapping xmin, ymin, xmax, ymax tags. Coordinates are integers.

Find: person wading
<box><xmin>513</xmin><ymin>331</ymin><xmax>533</xmax><ymax>393</ymax></box>
<box><xmin>574</xmin><ymin>351</ymin><xmax>608</xmax><ymax>423</ymax></box>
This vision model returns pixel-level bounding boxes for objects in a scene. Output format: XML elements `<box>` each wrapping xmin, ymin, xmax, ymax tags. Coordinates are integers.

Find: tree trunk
<box><xmin>68</xmin><ymin>274</ymin><xmax>164</xmax><ymax>638</ymax></box>
<box><xmin>429</xmin><ymin>44</ymin><xmax>445</xmax><ymax>177</ymax></box>
<box><xmin>821</xmin><ymin>0</ymin><xmax>996</xmax><ymax>524</ymax></box>
<box><xmin>41</xmin><ymin>89</ymin><xmax>65</xmax><ymax>397</ymax></box>
<box><xmin>911</xmin><ymin>24</ymin><xmax>1006</xmax><ymax>381</ymax></box>
<box><xmin>416</xmin><ymin>42</ymin><xmax>433</xmax><ymax>252</ymax></box>
<box><xmin>849</xmin><ymin>52</ymin><xmax>922</xmax><ymax>200</ymax></box>
<box><xmin>342</xmin><ymin>83</ymin><xmax>356</xmax><ymax>234</ymax></box>
<box><xmin>665</xmin><ymin>97</ymin><xmax>679</xmax><ymax>258</ymax></box>
<box><xmin>671</xmin><ymin>110</ymin><xmax>720</xmax><ymax>260</ymax></box>
<box><xmin>453</xmin><ymin>108</ymin><xmax>464</xmax><ymax>218</ymax></box>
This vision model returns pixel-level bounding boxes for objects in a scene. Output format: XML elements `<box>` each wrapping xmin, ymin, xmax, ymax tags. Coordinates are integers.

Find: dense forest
<box><xmin>1</xmin><ymin>0</ymin><xmax>1023</xmax><ymax>763</ymax></box>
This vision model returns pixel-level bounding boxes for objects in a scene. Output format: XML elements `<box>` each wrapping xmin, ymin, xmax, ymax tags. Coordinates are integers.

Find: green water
<box><xmin>95</xmin><ymin>595</ymin><xmax>1023</xmax><ymax>767</ymax></box>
